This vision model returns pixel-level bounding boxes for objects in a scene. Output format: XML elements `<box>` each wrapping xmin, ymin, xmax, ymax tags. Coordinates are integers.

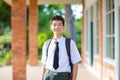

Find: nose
<box><xmin>55</xmin><ymin>25</ymin><xmax>60</xmax><ymax>28</ymax></box>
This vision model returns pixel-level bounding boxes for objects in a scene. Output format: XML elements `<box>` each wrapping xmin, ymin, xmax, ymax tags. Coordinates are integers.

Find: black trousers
<box><xmin>44</xmin><ymin>70</ymin><xmax>70</xmax><ymax>80</ymax></box>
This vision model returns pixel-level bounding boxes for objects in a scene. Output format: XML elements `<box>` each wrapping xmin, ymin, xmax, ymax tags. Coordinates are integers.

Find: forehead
<box><xmin>51</xmin><ymin>20</ymin><xmax>63</xmax><ymax>24</ymax></box>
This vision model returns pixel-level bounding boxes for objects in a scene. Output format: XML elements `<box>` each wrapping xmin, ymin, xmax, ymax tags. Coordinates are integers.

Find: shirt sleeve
<box><xmin>70</xmin><ymin>39</ymin><xmax>81</xmax><ymax>64</ymax></box>
<box><xmin>41</xmin><ymin>41</ymin><xmax>48</xmax><ymax>65</ymax></box>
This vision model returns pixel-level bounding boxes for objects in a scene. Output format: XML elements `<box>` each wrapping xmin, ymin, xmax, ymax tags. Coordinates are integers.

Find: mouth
<box><xmin>54</xmin><ymin>29</ymin><xmax>60</xmax><ymax>31</ymax></box>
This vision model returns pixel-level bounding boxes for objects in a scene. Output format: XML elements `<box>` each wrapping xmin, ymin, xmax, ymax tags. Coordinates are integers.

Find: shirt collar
<box><xmin>52</xmin><ymin>36</ymin><xmax>64</xmax><ymax>43</ymax></box>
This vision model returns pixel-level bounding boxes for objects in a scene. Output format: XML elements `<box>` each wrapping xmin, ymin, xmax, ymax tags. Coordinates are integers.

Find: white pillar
<box><xmin>115</xmin><ymin>0</ymin><xmax>120</xmax><ymax>80</ymax></box>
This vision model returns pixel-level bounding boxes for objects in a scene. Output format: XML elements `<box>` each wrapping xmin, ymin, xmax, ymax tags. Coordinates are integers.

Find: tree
<box><xmin>64</xmin><ymin>4</ymin><xmax>76</xmax><ymax>42</ymax></box>
<box><xmin>38</xmin><ymin>5</ymin><xmax>64</xmax><ymax>32</ymax></box>
<box><xmin>0</xmin><ymin>1</ymin><xmax>11</xmax><ymax>35</ymax></box>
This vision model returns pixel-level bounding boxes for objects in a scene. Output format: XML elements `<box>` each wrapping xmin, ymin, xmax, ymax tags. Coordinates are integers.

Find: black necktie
<box><xmin>53</xmin><ymin>42</ymin><xmax>59</xmax><ymax>69</ymax></box>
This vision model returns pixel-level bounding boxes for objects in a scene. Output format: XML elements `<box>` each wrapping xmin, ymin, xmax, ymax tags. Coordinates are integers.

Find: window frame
<box><xmin>94</xmin><ymin>0</ymin><xmax>99</xmax><ymax>55</ymax></box>
<box><xmin>103</xmin><ymin>0</ymin><xmax>115</xmax><ymax>62</ymax></box>
<box><xmin>85</xmin><ymin>10</ymin><xmax>89</xmax><ymax>52</ymax></box>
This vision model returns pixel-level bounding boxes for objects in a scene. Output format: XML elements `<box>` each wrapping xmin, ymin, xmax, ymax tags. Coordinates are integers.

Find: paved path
<box><xmin>0</xmin><ymin>63</ymin><xmax>99</xmax><ymax>80</ymax></box>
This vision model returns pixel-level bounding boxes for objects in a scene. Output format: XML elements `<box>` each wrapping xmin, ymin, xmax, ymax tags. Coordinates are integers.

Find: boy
<box><xmin>41</xmin><ymin>15</ymin><xmax>81</xmax><ymax>80</ymax></box>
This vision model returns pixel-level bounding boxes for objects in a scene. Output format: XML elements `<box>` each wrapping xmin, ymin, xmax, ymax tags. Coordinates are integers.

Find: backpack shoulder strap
<box><xmin>65</xmin><ymin>38</ymin><xmax>73</xmax><ymax>71</ymax></box>
<box><xmin>46</xmin><ymin>39</ymin><xmax>52</xmax><ymax>57</ymax></box>
<box><xmin>65</xmin><ymin>38</ymin><xmax>71</xmax><ymax>57</ymax></box>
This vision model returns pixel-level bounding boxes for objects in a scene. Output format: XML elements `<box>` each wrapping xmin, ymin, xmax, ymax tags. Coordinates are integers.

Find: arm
<box><xmin>41</xmin><ymin>41</ymin><xmax>48</xmax><ymax>80</ymax></box>
<box><xmin>72</xmin><ymin>63</ymin><xmax>78</xmax><ymax>80</ymax></box>
<box><xmin>70</xmin><ymin>40</ymin><xmax>81</xmax><ymax>80</ymax></box>
<box><xmin>41</xmin><ymin>65</ymin><xmax>46</xmax><ymax>80</ymax></box>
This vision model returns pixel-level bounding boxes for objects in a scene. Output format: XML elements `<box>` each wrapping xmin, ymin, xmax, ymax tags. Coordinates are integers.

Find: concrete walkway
<box><xmin>0</xmin><ymin>63</ymin><xmax>99</xmax><ymax>80</ymax></box>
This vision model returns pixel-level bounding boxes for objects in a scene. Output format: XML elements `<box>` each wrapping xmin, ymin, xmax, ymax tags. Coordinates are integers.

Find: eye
<box><xmin>53</xmin><ymin>24</ymin><xmax>56</xmax><ymax>26</ymax></box>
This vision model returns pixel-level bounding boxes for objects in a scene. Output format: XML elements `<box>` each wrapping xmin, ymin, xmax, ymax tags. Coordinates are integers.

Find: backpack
<box><xmin>45</xmin><ymin>38</ymin><xmax>73</xmax><ymax>80</ymax></box>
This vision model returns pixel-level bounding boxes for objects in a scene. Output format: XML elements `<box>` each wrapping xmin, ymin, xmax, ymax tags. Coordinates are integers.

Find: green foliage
<box><xmin>38</xmin><ymin>30</ymin><xmax>53</xmax><ymax>57</ymax></box>
<box><xmin>0</xmin><ymin>51</ymin><xmax>3</xmax><ymax>57</ymax></box>
<box><xmin>76</xmin><ymin>32</ymin><xmax>82</xmax><ymax>53</ymax></box>
<box><xmin>0</xmin><ymin>1</ymin><xmax>11</xmax><ymax>35</ymax></box>
<box><xmin>0</xmin><ymin>35</ymin><xmax>11</xmax><ymax>53</ymax></box>
<box><xmin>0</xmin><ymin>0</ymin><xmax>2</xmax><ymax>7</ymax></box>
<box><xmin>38</xmin><ymin>5</ymin><xmax>64</xmax><ymax>32</ymax></box>
<box><xmin>38</xmin><ymin>12</ymin><xmax>50</xmax><ymax>32</ymax></box>
<box><xmin>0</xmin><ymin>1</ymin><xmax>11</xmax><ymax>27</ymax></box>
<box><xmin>0</xmin><ymin>36</ymin><xmax>4</xmax><ymax>43</ymax></box>
<box><xmin>76</xmin><ymin>18</ymin><xmax>82</xmax><ymax>31</ymax></box>
<box><xmin>47</xmin><ymin>5</ymin><xmax>64</xmax><ymax>16</ymax></box>
<box><xmin>5</xmin><ymin>50</ymin><xmax>12</xmax><ymax>62</ymax></box>
<box><xmin>0</xmin><ymin>35</ymin><xmax>12</xmax><ymax>65</ymax></box>
<box><xmin>75</xmin><ymin>18</ymin><xmax>82</xmax><ymax>53</ymax></box>
<box><xmin>0</xmin><ymin>35</ymin><xmax>12</xmax><ymax>43</ymax></box>
<box><xmin>38</xmin><ymin>33</ymin><xmax>48</xmax><ymax>49</ymax></box>
<box><xmin>0</xmin><ymin>50</ymin><xmax>12</xmax><ymax>66</ymax></box>
<box><xmin>0</xmin><ymin>35</ymin><xmax>12</xmax><ymax>59</ymax></box>
<box><xmin>0</xmin><ymin>57</ymin><xmax>4</xmax><ymax>66</ymax></box>
<box><xmin>38</xmin><ymin>31</ymin><xmax>53</xmax><ymax>48</ymax></box>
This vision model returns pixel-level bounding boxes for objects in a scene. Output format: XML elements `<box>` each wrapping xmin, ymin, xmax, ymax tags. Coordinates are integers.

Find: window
<box><xmin>106</xmin><ymin>37</ymin><xmax>115</xmax><ymax>59</ymax></box>
<box><xmin>90</xmin><ymin>6</ymin><xmax>94</xmax><ymax>21</ymax></box>
<box><xmin>119</xmin><ymin>0</ymin><xmax>120</xmax><ymax>7</ymax></box>
<box><xmin>105</xmin><ymin>0</ymin><xmax>115</xmax><ymax>59</ymax></box>
<box><xmin>95</xmin><ymin>1</ymin><xmax>99</xmax><ymax>54</ymax></box>
<box><xmin>106</xmin><ymin>0</ymin><xmax>114</xmax><ymax>12</ymax></box>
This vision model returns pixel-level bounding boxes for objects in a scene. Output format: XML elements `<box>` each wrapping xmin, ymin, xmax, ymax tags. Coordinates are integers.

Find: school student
<box><xmin>41</xmin><ymin>15</ymin><xmax>81</xmax><ymax>80</ymax></box>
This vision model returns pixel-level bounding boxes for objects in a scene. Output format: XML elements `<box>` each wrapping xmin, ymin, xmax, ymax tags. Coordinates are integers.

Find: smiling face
<box><xmin>50</xmin><ymin>20</ymin><xmax>64</xmax><ymax>35</ymax></box>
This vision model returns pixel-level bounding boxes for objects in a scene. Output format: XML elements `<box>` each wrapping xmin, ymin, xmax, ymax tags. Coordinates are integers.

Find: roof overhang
<box><xmin>4</xmin><ymin>0</ymin><xmax>82</xmax><ymax>5</ymax></box>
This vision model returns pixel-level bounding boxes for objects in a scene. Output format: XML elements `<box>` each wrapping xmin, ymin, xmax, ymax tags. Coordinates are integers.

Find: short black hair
<box><xmin>50</xmin><ymin>15</ymin><xmax>65</xmax><ymax>26</ymax></box>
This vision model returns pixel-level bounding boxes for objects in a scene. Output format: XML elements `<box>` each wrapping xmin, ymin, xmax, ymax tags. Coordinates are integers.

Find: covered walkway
<box><xmin>0</xmin><ymin>63</ymin><xmax>99</xmax><ymax>80</ymax></box>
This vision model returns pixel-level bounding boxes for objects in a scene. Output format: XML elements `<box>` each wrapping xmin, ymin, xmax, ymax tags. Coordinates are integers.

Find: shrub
<box><xmin>4</xmin><ymin>50</ymin><xmax>12</xmax><ymax>65</ymax></box>
<box><xmin>0</xmin><ymin>51</ymin><xmax>3</xmax><ymax>57</ymax></box>
<box><xmin>38</xmin><ymin>30</ymin><xmax>53</xmax><ymax>58</ymax></box>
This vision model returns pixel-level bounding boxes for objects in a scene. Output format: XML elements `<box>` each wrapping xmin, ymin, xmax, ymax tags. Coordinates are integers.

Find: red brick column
<box><xmin>12</xmin><ymin>0</ymin><xmax>26</xmax><ymax>80</ymax></box>
<box><xmin>99</xmin><ymin>0</ymin><xmax>103</xmax><ymax>80</ymax></box>
<box><xmin>29</xmin><ymin>0</ymin><xmax>38</xmax><ymax>66</ymax></box>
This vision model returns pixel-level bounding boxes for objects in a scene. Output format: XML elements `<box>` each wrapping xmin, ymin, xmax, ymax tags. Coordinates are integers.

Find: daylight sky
<box><xmin>71</xmin><ymin>4</ymin><xmax>83</xmax><ymax>19</ymax></box>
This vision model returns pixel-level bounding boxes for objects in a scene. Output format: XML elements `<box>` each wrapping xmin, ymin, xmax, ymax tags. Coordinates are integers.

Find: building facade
<box><xmin>83</xmin><ymin>0</ymin><xmax>120</xmax><ymax>80</ymax></box>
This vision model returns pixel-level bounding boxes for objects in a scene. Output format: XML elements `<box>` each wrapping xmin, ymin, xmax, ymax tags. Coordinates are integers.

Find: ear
<box><xmin>62</xmin><ymin>26</ymin><xmax>65</xmax><ymax>29</ymax></box>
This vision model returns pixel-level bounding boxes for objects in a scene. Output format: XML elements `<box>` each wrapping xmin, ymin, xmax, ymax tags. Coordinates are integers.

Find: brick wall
<box><xmin>29</xmin><ymin>0</ymin><xmax>38</xmax><ymax>66</ymax></box>
<box><xmin>12</xmin><ymin>0</ymin><xmax>26</xmax><ymax>80</ymax></box>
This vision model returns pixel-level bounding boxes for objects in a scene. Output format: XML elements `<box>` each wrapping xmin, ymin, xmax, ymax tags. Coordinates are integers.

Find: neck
<box><xmin>53</xmin><ymin>34</ymin><xmax>62</xmax><ymax>40</ymax></box>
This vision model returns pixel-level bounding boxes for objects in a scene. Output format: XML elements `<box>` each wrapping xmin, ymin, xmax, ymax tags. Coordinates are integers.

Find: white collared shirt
<box><xmin>41</xmin><ymin>36</ymin><xmax>81</xmax><ymax>72</ymax></box>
